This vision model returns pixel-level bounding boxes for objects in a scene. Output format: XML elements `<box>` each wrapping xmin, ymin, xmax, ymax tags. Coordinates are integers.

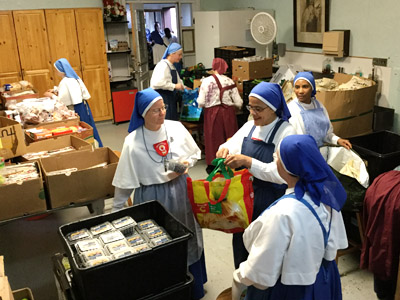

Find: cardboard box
<box><xmin>193</xmin><ymin>79</ymin><xmax>202</xmax><ymax>90</ymax></box>
<box><xmin>25</xmin><ymin>121</ymin><xmax>94</xmax><ymax>146</ymax></box>
<box><xmin>0</xmin><ymin>117</ymin><xmax>27</xmax><ymax>160</ymax></box>
<box><xmin>0</xmin><ymin>161</ymin><xmax>47</xmax><ymax>221</ymax></box>
<box><xmin>40</xmin><ymin>147</ymin><xmax>119</xmax><ymax>209</ymax></box>
<box><xmin>0</xmin><ymin>257</ymin><xmax>14</xmax><ymax>300</ymax></box>
<box><xmin>22</xmin><ymin>135</ymin><xmax>93</xmax><ymax>161</ymax></box>
<box><xmin>12</xmin><ymin>288</ymin><xmax>34</xmax><ymax>300</ymax></box>
<box><xmin>23</xmin><ymin>117</ymin><xmax>79</xmax><ymax>129</ymax></box>
<box><xmin>232</xmin><ymin>58</ymin><xmax>273</xmax><ymax>81</ymax></box>
<box><xmin>316</xmin><ymin>73</ymin><xmax>377</xmax><ymax>138</ymax></box>
<box><xmin>323</xmin><ymin>30</ymin><xmax>350</xmax><ymax>57</ymax></box>
<box><xmin>232</xmin><ymin>77</ymin><xmax>244</xmax><ymax>94</ymax></box>
<box><xmin>1</xmin><ymin>89</ymin><xmax>39</xmax><ymax>107</ymax></box>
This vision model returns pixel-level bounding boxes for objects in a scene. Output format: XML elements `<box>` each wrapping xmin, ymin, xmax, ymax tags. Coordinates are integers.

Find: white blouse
<box><xmin>57</xmin><ymin>77</ymin><xmax>90</xmax><ymax>106</ymax></box>
<box><xmin>219</xmin><ymin>118</ymin><xmax>296</xmax><ymax>184</ymax></box>
<box><xmin>112</xmin><ymin>120</ymin><xmax>201</xmax><ymax>189</ymax></box>
<box><xmin>287</xmin><ymin>98</ymin><xmax>340</xmax><ymax>145</ymax></box>
<box><xmin>197</xmin><ymin>74</ymin><xmax>243</xmax><ymax>109</ymax></box>
<box><xmin>150</xmin><ymin>59</ymin><xmax>184</xmax><ymax>91</ymax></box>
<box><xmin>238</xmin><ymin>189</ymin><xmax>348</xmax><ymax>288</ymax></box>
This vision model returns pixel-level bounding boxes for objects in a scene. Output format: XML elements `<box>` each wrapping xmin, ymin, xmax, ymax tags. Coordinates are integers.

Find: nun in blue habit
<box><xmin>150</xmin><ymin>43</ymin><xmax>186</xmax><ymax>121</ymax></box>
<box><xmin>287</xmin><ymin>71</ymin><xmax>351</xmax><ymax>149</ymax></box>
<box><xmin>45</xmin><ymin>58</ymin><xmax>103</xmax><ymax>147</ymax></box>
<box><xmin>216</xmin><ymin>82</ymin><xmax>297</xmax><ymax>269</ymax></box>
<box><xmin>235</xmin><ymin>134</ymin><xmax>348</xmax><ymax>300</ymax></box>
<box><xmin>114</xmin><ymin>88</ymin><xmax>207</xmax><ymax>299</ymax></box>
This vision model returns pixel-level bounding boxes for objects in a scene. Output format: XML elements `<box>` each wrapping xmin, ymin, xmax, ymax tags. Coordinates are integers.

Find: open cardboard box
<box><xmin>25</xmin><ymin>121</ymin><xmax>94</xmax><ymax>146</ymax></box>
<box><xmin>0</xmin><ymin>161</ymin><xmax>47</xmax><ymax>221</ymax></box>
<box><xmin>316</xmin><ymin>73</ymin><xmax>377</xmax><ymax>138</ymax></box>
<box><xmin>12</xmin><ymin>288</ymin><xmax>34</xmax><ymax>300</ymax></box>
<box><xmin>0</xmin><ymin>116</ymin><xmax>27</xmax><ymax>160</ymax></box>
<box><xmin>22</xmin><ymin>135</ymin><xmax>92</xmax><ymax>161</ymax></box>
<box><xmin>0</xmin><ymin>257</ymin><xmax>14</xmax><ymax>300</ymax></box>
<box><xmin>40</xmin><ymin>147</ymin><xmax>119</xmax><ymax>209</ymax></box>
<box><xmin>1</xmin><ymin>89</ymin><xmax>39</xmax><ymax>107</ymax></box>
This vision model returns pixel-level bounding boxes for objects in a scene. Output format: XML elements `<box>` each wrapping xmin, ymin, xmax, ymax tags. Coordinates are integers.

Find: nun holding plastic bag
<box><xmin>216</xmin><ymin>82</ymin><xmax>296</xmax><ymax>269</ymax></box>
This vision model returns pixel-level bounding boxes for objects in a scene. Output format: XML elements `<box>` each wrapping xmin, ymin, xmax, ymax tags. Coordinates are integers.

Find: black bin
<box><xmin>214</xmin><ymin>46</ymin><xmax>256</xmax><ymax>76</ymax></box>
<box><xmin>349</xmin><ymin>130</ymin><xmax>400</xmax><ymax>183</ymax></box>
<box><xmin>59</xmin><ymin>200</ymin><xmax>192</xmax><ymax>300</ymax></box>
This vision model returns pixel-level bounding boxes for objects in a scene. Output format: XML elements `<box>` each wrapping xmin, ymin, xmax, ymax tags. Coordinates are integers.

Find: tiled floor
<box><xmin>0</xmin><ymin>120</ymin><xmax>378</xmax><ymax>299</ymax></box>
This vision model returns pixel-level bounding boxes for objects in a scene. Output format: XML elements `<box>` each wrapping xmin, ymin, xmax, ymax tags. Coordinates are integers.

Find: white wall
<box><xmin>199</xmin><ymin>0</ymin><xmax>400</xmax><ymax>132</ymax></box>
<box><xmin>194</xmin><ymin>9</ymin><xmax>274</xmax><ymax>68</ymax></box>
<box><xmin>0</xmin><ymin>0</ymin><xmax>102</xmax><ymax>10</ymax></box>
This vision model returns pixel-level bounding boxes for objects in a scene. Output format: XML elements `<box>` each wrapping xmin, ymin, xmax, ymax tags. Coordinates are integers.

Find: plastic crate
<box><xmin>242</xmin><ymin>78</ymin><xmax>271</xmax><ymax>107</ymax></box>
<box><xmin>140</xmin><ymin>273</ymin><xmax>193</xmax><ymax>300</ymax></box>
<box><xmin>373</xmin><ymin>105</ymin><xmax>394</xmax><ymax>131</ymax></box>
<box><xmin>59</xmin><ymin>200</ymin><xmax>192</xmax><ymax>300</ymax></box>
<box><xmin>214</xmin><ymin>46</ymin><xmax>256</xmax><ymax>76</ymax></box>
<box><xmin>349</xmin><ymin>130</ymin><xmax>400</xmax><ymax>183</ymax></box>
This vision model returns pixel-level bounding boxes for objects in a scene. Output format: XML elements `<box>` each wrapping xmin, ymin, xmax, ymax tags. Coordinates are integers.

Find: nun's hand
<box><xmin>224</xmin><ymin>154</ymin><xmax>252</xmax><ymax>169</ymax></box>
<box><xmin>338</xmin><ymin>138</ymin><xmax>352</xmax><ymax>150</ymax></box>
<box><xmin>216</xmin><ymin>148</ymin><xmax>229</xmax><ymax>159</ymax></box>
<box><xmin>175</xmin><ymin>83</ymin><xmax>184</xmax><ymax>90</ymax></box>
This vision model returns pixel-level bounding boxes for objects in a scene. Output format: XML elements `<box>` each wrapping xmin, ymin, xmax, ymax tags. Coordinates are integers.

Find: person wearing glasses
<box><xmin>216</xmin><ymin>82</ymin><xmax>296</xmax><ymax>268</ymax></box>
<box><xmin>113</xmin><ymin>88</ymin><xmax>207</xmax><ymax>299</ymax></box>
<box><xmin>288</xmin><ymin>71</ymin><xmax>352</xmax><ymax>149</ymax></box>
<box><xmin>150</xmin><ymin>43</ymin><xmax>187</xmax><ymax>121</ymax></box>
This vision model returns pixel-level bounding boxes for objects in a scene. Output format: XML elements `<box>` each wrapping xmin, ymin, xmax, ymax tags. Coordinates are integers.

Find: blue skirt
<box><xmin>74</xmin><ymin>101</ymin><xmax>103</xmax><ymax>147</ymax></box>
<box><xmin>245</xmin><ymin>259</ymin><xmax>342</xmax><ymax>300</ymax></box>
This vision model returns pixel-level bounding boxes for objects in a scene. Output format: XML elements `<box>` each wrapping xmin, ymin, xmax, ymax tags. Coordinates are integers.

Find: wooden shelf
<box><xmin>104</xmin><ymin>20</ymin><xmax>128</xmax><ymax>24</ymax></box>
<box><xmin>107</xmin><ymin>50</ymin><xmax>131</xmax><ymax>54</ymax></box>
<box><xmin>110</xmin><ymin>76</ymin><xmax>133</xmax><ymax>83</ymax></box>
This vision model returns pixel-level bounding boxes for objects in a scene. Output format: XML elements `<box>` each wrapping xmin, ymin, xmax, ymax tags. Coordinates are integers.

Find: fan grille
<box><xmin>250</xmin><ymin>12</ymin><xmax>277</xmax><ymax>45</ymax></box>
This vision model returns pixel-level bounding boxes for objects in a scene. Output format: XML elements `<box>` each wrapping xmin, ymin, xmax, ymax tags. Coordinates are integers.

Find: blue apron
<box><xmin>232</xmin><ymin>119</ymin><xmax>287</xmax><ymax>268</ymax></box>
<box><xmin>296</xmin><ymin>100</ymin><xmax>330</xmax><ymax>147</ymax></box>
<box><xmin>156</xmin><ymin>61</ymin><xmax>179</xmax><ymax>120</ymax></box>
<box><xmin>245</xmin><ymin>194</ymin><xmax>342</xmax><ymax>300</ymax></box>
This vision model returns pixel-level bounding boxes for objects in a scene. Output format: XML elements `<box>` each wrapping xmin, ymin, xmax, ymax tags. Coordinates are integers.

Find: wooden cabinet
<box><xmin>0</xmin><ymin>11</ymin><xmax>22</xmax><ymax>86</ymax></box>
<box><xmin>45</xmin><ymin>9</ymin><xmax>82</xmax><ymax>84</ymax></box>
<box><xmin>0</xmin><ymin>8</ymin><xmax>112</xmax><ymax>121</ymax></box>
<box><xmin>75</xmin><ymin>8</ymin><xmax>112</xmax><ymax>121</ymax></box>
<box><xmin>13</xmin><ymin>10</ymin><xmax>54</xmax><ymax>96</ymax></box>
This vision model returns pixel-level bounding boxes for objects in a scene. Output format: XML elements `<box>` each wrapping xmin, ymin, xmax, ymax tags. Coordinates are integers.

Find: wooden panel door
<box><xmin>75</xmin><ymin>8</ymin><xmax>112</xmax><ymax>121</ymax></box>
<box><xmin>45</xmin><ymin>9</ymin><xmax>82</xmax><ymax>86</ymax></box>
<box><xmin>13</xmin><ymin>10</ymin><xmax>54</xmax><ymax>96</ymax></box>
<box><xmin>0</xmin><ymin>11</ymin><xmax>22</xmax><ymax>86</ymax></box>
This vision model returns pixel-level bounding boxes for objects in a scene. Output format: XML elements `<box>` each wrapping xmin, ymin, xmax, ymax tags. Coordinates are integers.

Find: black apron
<box><xmin>232</xmin><ymin>119</ymin><xmax>287</xmax><ymax>268</ymax></box>
<box><xmin>156</xmin><ymin>62</ymin><xmax>179</xmax><ymax>120</ymax></box>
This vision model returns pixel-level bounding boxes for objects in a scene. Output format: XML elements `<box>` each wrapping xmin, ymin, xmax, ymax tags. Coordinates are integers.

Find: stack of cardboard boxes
<box><xmin>0</xmin><ymin>116</ymin><xmax>119</xmax><ymax>222</ymax></box>
<box><xmin>231</xmin><ymin>56</ymin><xmax>273</xmax><ymax>95</ymax></box>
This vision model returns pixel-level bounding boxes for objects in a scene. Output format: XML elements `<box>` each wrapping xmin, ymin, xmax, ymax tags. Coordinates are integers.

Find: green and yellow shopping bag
<box><xmin>187</xmin><ymin>158</ymin><xmax>254</xmax><ymax>233</ymax></box>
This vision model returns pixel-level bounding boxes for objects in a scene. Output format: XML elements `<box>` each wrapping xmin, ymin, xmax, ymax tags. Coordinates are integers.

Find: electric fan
<box><xmin>250</xmin><ymin>12</ymin><xmax>277</xmax><ymax>58</ymax></box>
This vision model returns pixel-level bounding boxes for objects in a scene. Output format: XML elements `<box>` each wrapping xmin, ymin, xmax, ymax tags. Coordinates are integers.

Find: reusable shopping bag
<box><xmin>187</xmin><ymin>158</ymin><xmax>254</xmax><ymax>233</ymax></box>
<box><xmin>180</xmin><ymin>88</ymin><xmax>203</xmax><ymax>121</ymax></box>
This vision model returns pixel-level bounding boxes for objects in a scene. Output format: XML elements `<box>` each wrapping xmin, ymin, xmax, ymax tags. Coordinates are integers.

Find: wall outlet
<box><xmin>373</xmin><ymin>57</ymin><xmax>388</xmax><ymax>67</ymax></box>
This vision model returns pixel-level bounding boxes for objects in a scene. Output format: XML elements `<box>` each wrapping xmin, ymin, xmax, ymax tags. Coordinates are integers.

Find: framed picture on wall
<box><xmin>293</xmin><ymin>0</ymin><xmax>329</xmax><ymax>48</ymax></box>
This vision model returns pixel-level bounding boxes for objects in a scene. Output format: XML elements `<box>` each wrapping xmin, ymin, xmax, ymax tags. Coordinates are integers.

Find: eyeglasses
<box><xmin>246</xmin><ymin>105</ymin><xmax>269</xmax><ymax>113</ymax></box>
<box><xmin>150</xmin><ymin>104</ymin><xmax>168</xmax><ymax>114</ymax></box>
